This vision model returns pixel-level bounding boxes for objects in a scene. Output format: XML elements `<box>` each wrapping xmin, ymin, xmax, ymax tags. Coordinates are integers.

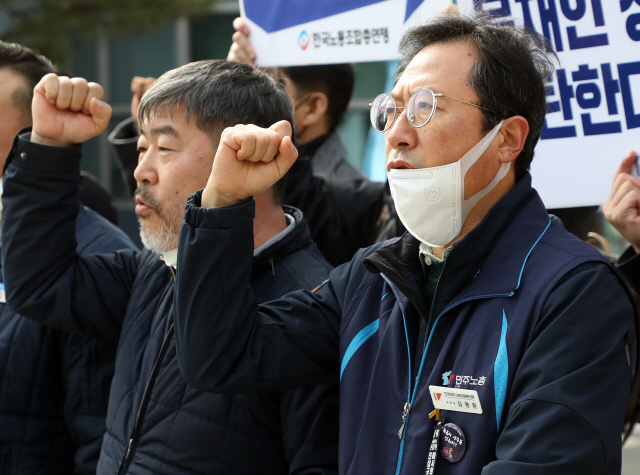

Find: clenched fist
<box><xmin>202</xmin><ymin>121</ymin><xmax>298</xmax><ymax>208</ymax></box>
<box><xmin>31</xmin><ymin>73</ymin><xmax>112</xmax><ymax>147</ymax></box>
<box><xmin>603</xmin><ymin>150</ymin><xmax>640</xmax><ymax>253</ymax></box>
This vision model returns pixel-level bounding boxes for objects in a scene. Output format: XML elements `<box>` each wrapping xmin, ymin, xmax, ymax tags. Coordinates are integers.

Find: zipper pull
<box><xmin>398</xmin><ymin>402</ymin><xmax>412</xmax><ymax>439</ymax></box>
<box><xmin>125</xmin><ymin>438</ymin><xmax>133</xmax><ymax>459</ymax></box>
<box><xmin>269</xmin><ymin>257</ymin><xmax>275</xmax><ymax>276</ymax></box>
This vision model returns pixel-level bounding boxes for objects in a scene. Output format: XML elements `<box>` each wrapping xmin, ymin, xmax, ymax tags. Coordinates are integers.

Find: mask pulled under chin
<box><xmin>387</xmin><ymin>120</ymin><xmax>508</xmax><ymax>248</ymax></box>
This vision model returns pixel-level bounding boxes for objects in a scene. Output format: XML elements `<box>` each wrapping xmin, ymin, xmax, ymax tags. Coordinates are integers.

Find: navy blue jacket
<box><xmin>0</xmin><ymin>205</ymin><xmax>137</xmax><ymax>475</ymax></box>
<box><xmin>1</xmin><ymin>133</ymin><xmax>339</xmax><ymax>475</ymax></box>
<box><xmin>174</xmin><ymin>173</ymin><xmax>634</xmax><ymax>475</ymax></box>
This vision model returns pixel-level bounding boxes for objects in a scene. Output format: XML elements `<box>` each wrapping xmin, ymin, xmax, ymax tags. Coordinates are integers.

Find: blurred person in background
<box><xmin>0</xmin><ymin>41</ymin><xmax>137</xmax><ymax>475</ymax></box>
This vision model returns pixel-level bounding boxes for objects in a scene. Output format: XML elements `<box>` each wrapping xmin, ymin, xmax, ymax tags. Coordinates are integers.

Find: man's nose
<box><xmin>133</xmin><ymin>152</ymin><xmax>159</xmax><ymax>185</ymax></box>
<box><xmin>386</xmin><ymin>109</ymin><xmax>417</xmax><ymax>150</ymax></box>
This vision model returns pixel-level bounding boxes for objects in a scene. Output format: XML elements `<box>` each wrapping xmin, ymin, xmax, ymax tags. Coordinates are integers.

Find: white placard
<box><xmin>239</xmin><ymin>0</ymin><xmax>455</xmax><ymax>66</ymax></box>
<box><xmin>242</xmin><ymin>0</ymin><xmax>640</xmax><ymax>208</ymax></box>
<box><xmin>459</xmin><ymin>0</ymin><xmax>640</xmax><ymax>208</ymax></box>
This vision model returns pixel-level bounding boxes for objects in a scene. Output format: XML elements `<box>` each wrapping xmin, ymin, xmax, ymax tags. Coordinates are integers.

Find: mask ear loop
<box><xmin>459</xmin><ymin>120</ymin><xmax>509</xmax><ymax>216</ymax></box>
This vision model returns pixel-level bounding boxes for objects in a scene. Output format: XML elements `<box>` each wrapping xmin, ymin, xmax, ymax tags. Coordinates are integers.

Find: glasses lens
<box><xmin>407</xmin><ymin>89</ymin><xmax>435</xmax><ymax>127</ymax></box>
<box><xmin>370</xmin><ymin>94</ymin><xmax>396</xmax><ymax>132</ymax></box>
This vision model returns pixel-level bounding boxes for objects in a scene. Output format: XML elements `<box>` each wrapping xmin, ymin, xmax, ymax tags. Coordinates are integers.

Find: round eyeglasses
<box><xmin>369</xmin><ymin>88</ymin><xmax>495</xmax><ymax>132</ymax></box>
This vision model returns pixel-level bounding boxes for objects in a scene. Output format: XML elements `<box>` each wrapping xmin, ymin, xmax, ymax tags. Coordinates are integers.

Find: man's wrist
<box><xmin>31</xmin><ymin>131</ymin><xmax>71</xmax><ymax>148</ymax></box>
<box><xmin>201</xmin><ymin>187</ymin><xmax>245</xmax><ymax>208</ymax></box>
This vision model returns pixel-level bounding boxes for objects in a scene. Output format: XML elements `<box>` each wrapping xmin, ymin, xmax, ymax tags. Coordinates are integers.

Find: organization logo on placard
<box><xmin>298</xmin><ymin>30</ymin><xmax>310</xmax><ymax>50</ymax></box>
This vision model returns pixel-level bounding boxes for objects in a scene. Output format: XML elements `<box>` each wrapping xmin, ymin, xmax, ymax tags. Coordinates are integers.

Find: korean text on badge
<box><xmin>429</xmin><ymin>385</ymin><xmax>483</xmax><ymax>414</ymax></box>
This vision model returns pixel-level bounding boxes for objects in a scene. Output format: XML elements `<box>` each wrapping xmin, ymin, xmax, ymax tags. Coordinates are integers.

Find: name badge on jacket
<box><xmin>429</xmin><ymin>386</ymin><xmax>483</xmax><ymax>414</ymax></box>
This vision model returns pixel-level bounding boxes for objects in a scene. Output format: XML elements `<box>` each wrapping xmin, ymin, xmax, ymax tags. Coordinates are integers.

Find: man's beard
<box><xmin>135</xmin><ymin>185</ymin><xmax>182</xmax><ymax>254</ymax></box>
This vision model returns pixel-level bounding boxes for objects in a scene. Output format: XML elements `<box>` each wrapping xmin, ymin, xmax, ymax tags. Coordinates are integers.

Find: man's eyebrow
<box><xmin>139</xmin><ymin>125</ymin><xmax>180</xmax><ymax>138</ymax></box>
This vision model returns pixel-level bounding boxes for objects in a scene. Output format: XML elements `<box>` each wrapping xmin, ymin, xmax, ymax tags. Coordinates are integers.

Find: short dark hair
<box><xmin>139</xmin><ymin>60</ymin><xmax>294</xmax><ymax>204</ymax></box>
<box><xmin>397</xmin><ymin>14</ymin><xmax>556</xmax><ymax>180</ymax></box>
<box><xmin>280</xmin><ymin>64</ymin><xmax>355</xmax><ymax>131</ymax></box>
<box><xmin>0</xmin><ymin>41</ymin><xmax>57</xmax><ymax>119</ymax></box>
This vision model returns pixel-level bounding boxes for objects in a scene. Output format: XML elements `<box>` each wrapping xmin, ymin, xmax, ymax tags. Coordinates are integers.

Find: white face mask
<box><xmin>387</xmin><ymin>120</ymin><xmax>508</xmax><ymax>248</ymax></box>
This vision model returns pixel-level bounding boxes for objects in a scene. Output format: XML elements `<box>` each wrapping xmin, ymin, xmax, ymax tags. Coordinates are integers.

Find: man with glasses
<box><xmin>173</xmin><ymin>14</ymin><xmax>634</xmax><ymax>475</ymax></box>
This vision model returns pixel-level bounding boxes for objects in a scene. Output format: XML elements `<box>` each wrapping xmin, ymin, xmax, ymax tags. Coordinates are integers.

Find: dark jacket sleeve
<box><xmin>62</xmin><ymin>204</ymin><xmax>137</xmax><ymax>473</ymax></box>
<box><xmin>59</xmin><ymin>332</ymin><xmax>116</xmax><ymax>474</ymax></box>
<box><xmin>280</xmin><ymin>382</ymin><xmax>339</xmax><ymax>475</ymax></box>
<box><xmin>483</xmin><ymin>263</ymin><xmax>633</xmax><ymax>475</ymax></box>
<box><xmin>107</xmin><ymin>117</ymin><xmax>139</xmax><ymax>198</ymax></box>
<box><xmin>1</xmin><ymin>131</ymin><xmax>139</xmax><ymax>345</ymax></box>
<box><xmin>175</xmin><ymin>192</ymin><xmax>347</xmax><ymax>393</ymax></box>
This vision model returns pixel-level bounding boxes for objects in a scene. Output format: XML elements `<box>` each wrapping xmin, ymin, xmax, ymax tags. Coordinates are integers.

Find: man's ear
<box><xmin>298</xmin><ymin>92</ymin><xmax>329</xmax><ymax>128</ymax></box>
<box><xmin>497</xmin><ymin>116</ymin><xmax>529</xmax><ymax>164</ymax></box>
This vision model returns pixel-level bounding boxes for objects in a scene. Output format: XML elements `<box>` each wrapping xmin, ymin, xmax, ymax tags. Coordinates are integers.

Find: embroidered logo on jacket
<box><xmin>442</xmin><ymin>370</ymin><xmax>486</xmax><ymax>387</ymax></box>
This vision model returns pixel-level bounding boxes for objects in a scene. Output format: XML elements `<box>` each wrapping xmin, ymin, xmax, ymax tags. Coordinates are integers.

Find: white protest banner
<box><xmin>242</xmin><ymin>0</ymin><xmax>640</xmax><ymax>208</ymax></box>
<box><xmin>239</xmin><ymin>0</ymin><xmax>455</xmax><ymax>66</ymax></box>
<box><xmin>458</xmin><ymin>0</ymin><xmax>640</xmax><ymax>208</ymax></box>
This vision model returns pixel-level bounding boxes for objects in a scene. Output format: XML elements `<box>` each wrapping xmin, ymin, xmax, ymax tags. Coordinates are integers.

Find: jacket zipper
<box><xmin>117</xmin><ymin>265</ymin><xmax>176</xmax><ymax>475</ymax></box>
<box><xmin>383</xmin><ymin>274</ymin><xmax>514</xmax><ymax>475</ymax></box>
<box><xmin>397</xmin><ymin>402</ymin><xmax>411</xmax><ymax>439</ymax></box>
<box><xmin>117</xmin><ymin>322</ymin><xmax>174</xmax><ymax>474</ymax></box>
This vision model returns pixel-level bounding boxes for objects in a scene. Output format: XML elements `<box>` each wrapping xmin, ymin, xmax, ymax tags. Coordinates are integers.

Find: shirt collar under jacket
<box><xmin>162</xmin><ymin>248</ymin><xmax>178</xmax><ymax>268</ymax></box>
<box><xmin>418</xmin><ymin>242</ymin><xmax>451</xmax><ymax>267</ymax></box>
<box><xmin>163</xmin><ymin>213</ymin><xmax>296</xmax><ymax>269</ymax></box>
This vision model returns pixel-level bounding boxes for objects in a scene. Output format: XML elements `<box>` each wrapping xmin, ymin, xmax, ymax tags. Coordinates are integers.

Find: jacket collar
<box><xmin>251</xmin><ymin>206</ymin><xmax>312</xmax><ymax>278</ymax></box>
<box><xmin>365</xmin><ymin>173</ymin><xmax>549</xmax><ymax>320</ymax></box>
<box><xmin>297</xmin><ymin>130</ymin><xmax>347</xmax><ymax>174</ymax></box>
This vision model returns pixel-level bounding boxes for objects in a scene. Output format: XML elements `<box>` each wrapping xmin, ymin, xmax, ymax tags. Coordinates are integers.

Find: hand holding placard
<box><xmin>603</xmin><ymin>150</ymin><xmax>640</xmax><ymax>253</ymax></box>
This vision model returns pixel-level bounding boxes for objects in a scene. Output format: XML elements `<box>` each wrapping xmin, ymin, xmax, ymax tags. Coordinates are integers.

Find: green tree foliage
<box><xmin>0</xmin><ymin>0</ymin><xmax>215</xmax><ymax>66</ymax></box>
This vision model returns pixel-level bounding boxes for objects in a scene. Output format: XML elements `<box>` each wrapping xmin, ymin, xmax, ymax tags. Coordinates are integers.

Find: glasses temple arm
<box><xmin>435</xmin><ymin>93</ymin><xmax>495</xmax><ymax>113</ymax></box>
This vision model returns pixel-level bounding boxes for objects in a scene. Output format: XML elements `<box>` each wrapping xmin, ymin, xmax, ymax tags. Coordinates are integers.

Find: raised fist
<box><xmin>31</xmin><ymin>73</ymin><xmax>112</xmax><ymax>147</ymax></box>
<box><xmin>603</xmin><ymin>150</ymin><xmax>640</xmax><ymax>253</ymax></box>
<box><xmin>202</xmin><ymin>121</ymin><xmax>298</xmax><ymax>208</ymax></box>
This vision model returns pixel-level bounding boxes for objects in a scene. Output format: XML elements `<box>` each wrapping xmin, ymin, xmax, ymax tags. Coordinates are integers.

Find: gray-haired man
<box><xmin>1</xmin><ymin>60</ymin><xmax>339</xmax><ymax>475</ymax></box>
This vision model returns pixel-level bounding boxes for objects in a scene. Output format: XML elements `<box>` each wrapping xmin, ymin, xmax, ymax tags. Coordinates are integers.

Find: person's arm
<box><xmin>108</xmin><ymin>76</ymin><xmax>155</xmax><ymax>197</ymax></box>
<box><xmin>280</xmin><ymin>382</ymin><xmax>339</xmax><ymax>475</ymax></box>
<box><xmin>107</xmin><ymin>117</ymin><xmax>138</xmax><ymax>197</ymax></box>
<box><xmin>2</xmin><ymin>74</ymin><xmax>138</xmax><ymax>344</ymax></box>
<box><xmin>175</xmin><ymin>191</ymin><xmax>348</xmax><ymax>392</ymax></box>
<box><xmin>483</xmin><ymin>263</ymin><xmax>633</xmax><ymax>475</ymax></box>
<box><xmin>59</xmin><ymin>333</ymin><xmax>116</xmax><ymax>474</ymax></box>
